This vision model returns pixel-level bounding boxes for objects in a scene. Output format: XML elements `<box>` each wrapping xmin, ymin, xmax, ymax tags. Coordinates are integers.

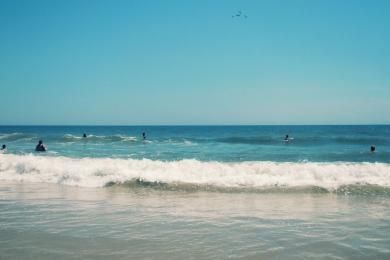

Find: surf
<box><xmin>0</xmin><ymin>154</ymin><xmax>389</xmax><ymax>192</ymax></box>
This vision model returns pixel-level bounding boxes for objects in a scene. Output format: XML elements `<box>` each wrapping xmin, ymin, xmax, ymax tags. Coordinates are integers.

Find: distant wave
<box><xmin>215</xmin><ymin>137</ymin><xmax>276</xmax><ymax>145</ymax></box>
<box><xmin>332</xmin><ymin>136</ymin><xmax>388</xmax><ymax>145</ymax></box>
<box><xmin>2</xmin><ymin>132</ymin><xmax>387</xmax><ymax>146</ymax></box>
<box><xmin>0</xmin><ymin>133</ymin><xmax>36</xmax><ymax>142</ymax></box>
<box><xmin>162</xmin><ymin>138</ymin><xmax>197</xmax><ymax>146</ymax></box>
<box><xmin>61</xmin><ymin>134</ymin><xmax>137</xmax><ymax>142</ymax></box>
<box><xmin>213</xmin><ymin>136</ymin><xmax>390</xmax><ymax>146</ymax></box>
<box><xmin>1</xmin><ymin>154</ymin><xmax>390</xmax><ymax>193</ymax></box>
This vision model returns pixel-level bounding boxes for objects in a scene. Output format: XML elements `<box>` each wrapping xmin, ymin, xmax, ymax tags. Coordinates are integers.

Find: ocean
<box><xmin>1</xmin><ymin>125</ymin><xmax>390</xmax><ymax>259</ymax></box>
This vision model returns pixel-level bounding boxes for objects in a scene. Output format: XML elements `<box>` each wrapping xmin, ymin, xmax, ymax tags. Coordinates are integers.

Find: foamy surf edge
<box><xmin>0</xmin><ymin>154</ymin><xmax>389</xmax><ymax>190</ymax></box>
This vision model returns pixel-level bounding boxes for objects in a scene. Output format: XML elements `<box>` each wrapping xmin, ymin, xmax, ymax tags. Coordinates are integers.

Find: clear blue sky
<box><xmin>0</xmin><ymin>0</ymin><xmax>389</xmax><ymax>125</ymax></box>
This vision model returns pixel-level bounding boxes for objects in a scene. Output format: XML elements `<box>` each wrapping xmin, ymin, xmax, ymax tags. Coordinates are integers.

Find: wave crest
<box><xmin>1</xmin><ymin>154</ymin><xmax>390</xmax><ymax>191</ymax></box>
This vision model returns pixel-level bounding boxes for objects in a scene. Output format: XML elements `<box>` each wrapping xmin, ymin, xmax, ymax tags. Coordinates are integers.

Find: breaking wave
<box><xmin>0</xmin><ymin>154</ymin><xmax>390</xmax><ymax>193</ymax></box>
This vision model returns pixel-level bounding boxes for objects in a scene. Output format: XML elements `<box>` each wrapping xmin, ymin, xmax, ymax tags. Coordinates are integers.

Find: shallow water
<box><xmin>1</xmin><ymin>182</ymin><xmax>390</xmax><ymax>259</ymax></box>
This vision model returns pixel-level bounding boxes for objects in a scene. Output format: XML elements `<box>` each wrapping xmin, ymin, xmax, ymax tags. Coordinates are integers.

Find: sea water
<box><xmin>0</xmin><ymin>125</ymin><xmax>390</xmax><ymax>259</ymax></box>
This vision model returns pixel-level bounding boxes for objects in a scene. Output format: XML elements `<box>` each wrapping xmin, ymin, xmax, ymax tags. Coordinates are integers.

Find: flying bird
<box><xmin>232</xmin><ymin>10</ymin><xmax>248</xmax><ymax>19</ymax></box>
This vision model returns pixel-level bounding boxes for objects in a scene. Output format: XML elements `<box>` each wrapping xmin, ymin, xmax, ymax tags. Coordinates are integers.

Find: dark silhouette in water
<box><xmin>1</xmin><ymin>144</ymin><xmax>6</xmax><ymax>152</ymax></box>
<box><xmin>35</xmin><ymin>140</ymin><xmax>47</xmax><ymax>152</ymax></box>
<box><xmin>83</xmin><ymin>133</ymin><xmax>87</xmax><ymax>138</ymax></box>
<box><xmin>371</xmin><ymin>145</ymin><xmax>376</xmax><ymax>152</ymax></box>
<box><xmin>142</xmin><ymin>132</ymin><xmax>146</xmax><ymax>140</ymax></box>
<box><xmin>284</xmin><ymin>135</ymin><xmax>289</xmax><ymax>141</ymax></box>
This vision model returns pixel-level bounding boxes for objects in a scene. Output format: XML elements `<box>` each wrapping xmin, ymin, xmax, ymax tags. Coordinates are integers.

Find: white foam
<box><xmin>184</xmin><ymin>140</ymin><xmax>197</xmax><ymax>146</ymax></box>
<box><xmin>63</xmin><ymin>134</ymin><xmax>83</xmax><ymax>140</ymax></box>
<box><xmin>0</xmin><ymin>154</ymin><xmax>389</xmax><ymax>189</ymax></box>
<box><xmin>117</xmin><ymin>135</ymin><xmax>137</xmax><ymax>142</ymax></box>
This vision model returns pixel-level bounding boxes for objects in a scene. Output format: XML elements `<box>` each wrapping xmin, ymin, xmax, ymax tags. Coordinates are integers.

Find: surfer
<box><xmin>83</xmin><ymin>133</ymin><xmax>87</xmax><ymax>138</ymax></box>
<box><xmin>142</xmin><ymin>132</ymin><xmax>146</xmax><ymax>140</ymax></box>
<box><xmin>0</xmin><ymin>144</ymin><xmax>6</xmax><ymax>153</ymax></box>
<box><xmin>35</xmin><ymin>140</ymin><xmax>47</xmax><ymax>152</ymax></box>
<box><xmin>370</xmin><ymin>145</ymin><xmax>376</xmax><ymax>153</ymax></box>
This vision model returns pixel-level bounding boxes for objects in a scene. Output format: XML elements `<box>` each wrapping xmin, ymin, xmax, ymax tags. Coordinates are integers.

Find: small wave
<box><xmin>0</xmin><ymin>133</ymin><xmax>36</xmax><ymax>142</ymax></box>
<box><xmin>333</xmin><ymin>136</ymin><xmax>389</xmax><ymax>145</ymax></box>
<box><xmin>63</xmin><ymin>134</ymin><xmax>83</xmax><ymax>141</ymax></box>
<box><xmin>106</xmin><ymin>179</ymin><xmax>332</xmax><ymax>193</ymax></box>
<box><xmin>109</xmin><ymin>180</ymin><xmax>390</xmax><ymax>195</ymax></box>
<box><xmin>1</xmin><ymin>154</ymin><xmax>390</xmax><ymax>193</ymax></box>
<box><xmin>162</xmin><ymin>139</ymin><xmax>197</xmax><ymax>146</ymax></box>
<box><xmin>61</xmin><ymin>134</ymin><xmax>137</xmax><ymax>142</ymax></box>
<box><xmin>184</xmin><ymin>140</ymin><xmax>196</xmax><ymax>146</ymax></box>
<box><xmin>214</xmin><ymin>135</ymin><xmax>390</xmax><ymax>146</ymax></box>
<box><xmin>215</xmin><ymin>136</ymin><xmax>276</xmax><ymax>145</ymax></box>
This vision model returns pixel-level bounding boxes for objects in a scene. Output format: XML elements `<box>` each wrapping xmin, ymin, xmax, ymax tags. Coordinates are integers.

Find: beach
<box><xmin>1</xmin><ymin>181</ymin><xmax>390</xmax><ymax>259</ymax></box>
<box><xmin>1</xmin><ymin>125</ymin><xmax>390</xmax><ymax>258</ymax></box>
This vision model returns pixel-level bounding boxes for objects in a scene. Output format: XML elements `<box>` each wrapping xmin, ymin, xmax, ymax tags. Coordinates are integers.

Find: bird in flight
<box><xmin>232</xmin><ymin>11</ymin><xmax>248</xmax><ymax>18</ymax></box>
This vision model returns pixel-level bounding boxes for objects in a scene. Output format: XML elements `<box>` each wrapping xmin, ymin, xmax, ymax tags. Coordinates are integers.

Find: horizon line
<box><xmin>1</xmin><ymin>123</ymin><xmax>389</xmax><ymax>127</ymax></box>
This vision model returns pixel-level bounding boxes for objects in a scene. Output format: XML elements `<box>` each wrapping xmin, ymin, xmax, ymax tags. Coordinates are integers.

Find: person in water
<box><xmin>371</xmin><ymin>145</ymin><xmax>376</xmax><ymax>152</ymax></box>
<box><xmin>284</xmin><ymin>134</ymin><xmax>289</xmax><ymax>141</ymax></box>
<box><xmin>83</xmin><ymin>133</ymin><xmax>87</xmax><ymax>138</ymax></box>
<box><xmin>35</xmin><ymin>140</ymin><xmax>47</xmax><ymax>152</ymax></box>
<box><xmin>142</xmin><ymin>132</ymin><xmax>146</xmax><ymax>140</ymax></box>
<box><xmin>0</xmin><ymin>144</ymin><xmax>6</xmax><ymax>153</ymax></box>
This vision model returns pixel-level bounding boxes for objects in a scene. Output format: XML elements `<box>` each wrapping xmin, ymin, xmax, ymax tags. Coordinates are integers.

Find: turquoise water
<box><xmin>1</xmin><ymin>125</ymin><xmax>390</xmax><ymax>258</ymax></box>
<box><xmin>1</xmin><ymin>125</ymin><xmax>390</xmax><ymax>162</ymax></box>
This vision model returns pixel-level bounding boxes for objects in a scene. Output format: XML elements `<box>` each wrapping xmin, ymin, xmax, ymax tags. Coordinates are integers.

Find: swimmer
<box><xmin>142</xmin><ymin>132</ymin><xmax>146</xmax><ymax>140</ymax></box>
<box><xmin>0</xmin><ymin>144</ymin><xmax>6</xmax><ymax>153</ymax></box>
<box><xmin>83</xmin><ymin>133</ymin><xmax>87</xmax><ymax>138</ymax></box>
<box><xmin>370</xmin><ymin>145</ymin><xmax>376</xmax><ymax>153</ymax></box>
<box><xmin>35</xmin><ymin>140</ymin><xmax>47</xmax><ymax>152</ymax></box>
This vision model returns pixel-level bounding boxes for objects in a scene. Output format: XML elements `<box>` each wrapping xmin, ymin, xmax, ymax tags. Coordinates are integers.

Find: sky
<box><xmin>0</xmin><ymin>0</ymin><xmax>389</xmax><ymax>125</ymax></box>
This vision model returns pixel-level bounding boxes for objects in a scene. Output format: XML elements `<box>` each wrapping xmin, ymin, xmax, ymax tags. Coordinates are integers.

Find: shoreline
<box><xmin>1</xmin><ymin>181</ymin><xmax>389</xmax><ymax>259</ymax></box>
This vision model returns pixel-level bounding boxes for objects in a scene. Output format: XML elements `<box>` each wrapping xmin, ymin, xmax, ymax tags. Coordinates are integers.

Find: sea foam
<box><xmin>0</xmin><ymin>154</ymin><xmax>390</xmax><ymax>189</ymax></box>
